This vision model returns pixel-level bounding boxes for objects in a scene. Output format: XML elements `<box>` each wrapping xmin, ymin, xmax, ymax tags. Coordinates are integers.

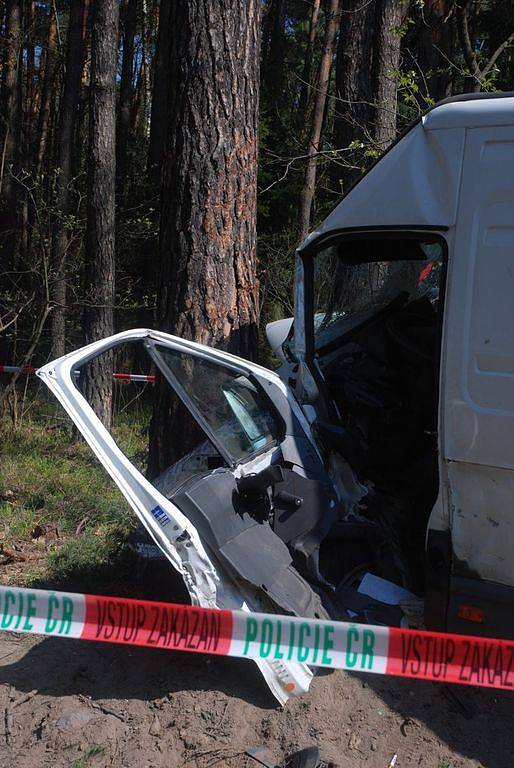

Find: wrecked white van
<box><xmin>38</xmin><ymin>92</ymin><xmax>514</xmax><ymax>703</ymax></box>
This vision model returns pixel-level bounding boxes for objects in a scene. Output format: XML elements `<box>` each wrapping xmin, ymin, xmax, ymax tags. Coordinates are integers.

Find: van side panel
<box><xmin>442</xmin><ymin>125</ymin><xmax>514</xmax><ymax>628</ymax></box>
<box><xmin>445</xmin><ymin>126</ymin><xmax>514</xmax><ymax>470</ymax></box>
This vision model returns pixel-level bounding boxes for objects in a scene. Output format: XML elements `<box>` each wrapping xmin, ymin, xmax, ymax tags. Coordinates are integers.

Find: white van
<box><xmin>39</xmin><ymin>92</ymin><xmax>514</xmax><ymax>703</ymax></box>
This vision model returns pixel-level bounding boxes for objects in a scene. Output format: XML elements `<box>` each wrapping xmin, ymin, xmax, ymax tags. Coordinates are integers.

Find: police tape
<box><xmin>1</xmin><ymin>585</ymin><xmax>513</xmax><ymax>692</ymax></box>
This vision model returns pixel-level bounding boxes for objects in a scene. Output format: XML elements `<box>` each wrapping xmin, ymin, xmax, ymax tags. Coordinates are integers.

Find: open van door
<box><xmin>37</xmin><ymin>328</ymin><xmax>338</xmax><ymax>704</ymax></box>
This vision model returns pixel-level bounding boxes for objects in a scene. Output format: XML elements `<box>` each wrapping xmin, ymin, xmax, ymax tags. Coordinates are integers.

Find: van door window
<box><xmin>151</xmin><ymin>345</ymin><xmax>282</xmax><ymax>464</ymax></box>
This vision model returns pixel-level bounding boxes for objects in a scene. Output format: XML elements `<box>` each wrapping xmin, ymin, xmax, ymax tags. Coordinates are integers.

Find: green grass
<box><xmin>0</xmin><ymin>395</ymin><xmax>149</xmax><ymax>588</ymax></box>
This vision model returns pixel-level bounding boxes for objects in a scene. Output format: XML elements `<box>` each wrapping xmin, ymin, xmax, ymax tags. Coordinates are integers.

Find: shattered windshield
<box><xmin>312</xmin><ymin>239</ymin><xmax>443</xmax><ymax>351</ymax></box>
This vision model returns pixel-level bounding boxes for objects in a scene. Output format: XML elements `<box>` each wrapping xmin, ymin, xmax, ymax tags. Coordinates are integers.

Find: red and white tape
<box><xmin>0</xmin><ymin>365</ymin><xmax>37</xmax><ymax>375</ymax></box>
<box><xmin>0</xmin><ymin>366</ymin><xmax>155</xmax><ymax>383</ymax></box>
<box><xmin>1</xmin><ymin>585</ymin><xmax>513</xmax><ymax>692</ymax></box>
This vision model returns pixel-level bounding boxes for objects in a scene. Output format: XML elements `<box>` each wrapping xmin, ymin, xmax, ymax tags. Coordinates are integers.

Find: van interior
<box><xmin>302</xmin><ymin>235</ymin><xmax>445</xmax><ymax>603</ymax></box>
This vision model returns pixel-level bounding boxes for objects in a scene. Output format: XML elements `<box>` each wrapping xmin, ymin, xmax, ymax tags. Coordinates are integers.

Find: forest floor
<box><xmin>1</xmin><ymin>397</ymin><xmax>513</xmax><ymax>768</ymax></box>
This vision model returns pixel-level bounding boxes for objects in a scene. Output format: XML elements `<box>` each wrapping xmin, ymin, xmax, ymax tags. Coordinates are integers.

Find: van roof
<box><xmin>424</xmin><ymin>92</ymin><xmax>514</xmax><ymax>130</ymax></box>
<box><xmin>299</xmin><ymin>92</ymin><xmax>514</xmax><ymax>253</ymax></box>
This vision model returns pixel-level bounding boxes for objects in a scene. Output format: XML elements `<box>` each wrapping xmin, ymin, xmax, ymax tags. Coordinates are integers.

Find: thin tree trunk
<box><xmin>261</xmin><ymin>0</ymin><xmax>286</xmax><ymax>108</ymax></box>
<box><xmin>1</xmin><ymin>0</ymin><xmax>22</xmax><ymax>202</ymax></box>
<box><xmin>35</xmin><ymin>2</ymin><xmax>59</xmax><ymax>175</ymax></box>
<box><xmin>141</xmin><ymin>0</ymin><xmax>151</xmax><ymax>138</ymax></box>
<box><xmin>298</xmin><ymin>0</ymin><xmax>340</xmax><ymax>242</ymax></box>
<box><xmin>82</xmin><ymin>0</ymin><xmax>118</xmax><ymax>428</ymax></box>
<box><xmin>147</xmin><ymin>0</ymin><xmax>171</xmax><ymax>185</ymax></box>
<box><xmin>416</xmin><ymin>0</ymin><xmax>454</xmax><ymax>102</ymax></box>
<box><xmin>116</xmin><ymin>0</ymin><xmax>137</xmax><ymax>194</ymax></box>
<box><xmin>456</xmin><ymin>0</ymin><xmax>514</xmax><ymax>94</ymax></box>
<box><xmin>332</xmin><ymin>0</ymin><xmax>375</xmax><ymax>194</ymax></box>
<box><xmin>24</xmin><ymin>0</ymin><xmax>36</xmax><ymax>142</ymax></box>
<box><xmin>73</xmin><ymin>16</ymin><xmax>91</xmax><ymax>181</ymax></box>
<box><xmin>50</xmin><ymin>0</ymin><xmax>88</xmax><ymax>358</ymax></box>
<box><xmin>130</xmin><ymin>53</ymin><xmax>143</xmax><ymax>135</ymax></box>
<box><xmin>149</xmin><ymin>0</ymin><xmax>261</xmax><ymax>476</ymax></box>
<box><xmin>299</xmin><ymin>0</ymin><xmax>321</xmax><ymax>116</ymax></box>
<box><xmin>372</xmin><ymin>0</ymin><xmax>403</xmax><ymax>149</ymax></box>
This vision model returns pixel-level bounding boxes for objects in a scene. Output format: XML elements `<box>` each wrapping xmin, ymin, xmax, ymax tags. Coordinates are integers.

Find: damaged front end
<box><xmin>37</xmin><ymin>330</ymin><xmax>334</xmax><ymax>704</ymax></box>
<box><xmin>39</xmin><ymin>247</ymin><xmax>436</xmax><ymax>701</ymax></box>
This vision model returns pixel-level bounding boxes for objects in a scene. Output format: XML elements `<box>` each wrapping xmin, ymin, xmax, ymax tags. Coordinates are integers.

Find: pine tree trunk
<box><xmin>50</xmin><ymin>0</ymin><xmax>89</xmax><ymax>358</ymax></box>
<box><xmin>261</xmin><ymin>0</ymin><xmax>286</xmax><ymax>108</ymax></box>
<box><xmin>82</xmin><ymin>0</ymin><xmax>118</xmax><ymax>428</ymax></box>
<box><xmin>298</xmin><ymin>0</ymin><xmax>340</xmax><ymax>242</ymax></box>
<box><xmin>299</xmin><ymin>0</ymin><xmax>321</xmax><ymax>117</ymax></box>
<box><xmin>149</xmin><ymin>0</ymin><xmax>260</xmax><ymax>476</ymax></box>
<box><xmin>116</xmin><ymin>0</ymin><xmax>138</xmax><ymax>194</ymax></box>
<box><xmin>372</xmin><ymin>0</ymin><xmax>403</xmax><ymax>149</ymax></box>
<box><xmin>24</xmin><ymin>0</ymin><xmax>36</xmax><ymax>146</ymax></box>
<box><xmin>147</xmin><ymin>0</ymin><xmax>171</xmax><ymax>185</ymax></box>
<box><xmin>332</xmin><ymin>0</ymin><xmax>375</xmax><ymax>194</ymax></box>
<box><xmin>1</xmin><ymin>0</ymin><xmax>22</xmax><ymax>204</ymax></box>
<box><xmin>416</xmin><ymin>0</ymin><xmax>454</xmax><ymax>102</ymax></box>
<box><xmin>35</xmin><ymin>3</ymin><xmax>59</xmax><ymax>175</ymax></box>
<box><xmin>141</xmin><ymin>0</ymin><xmax>151</xmax><ymax>137</ymax></box>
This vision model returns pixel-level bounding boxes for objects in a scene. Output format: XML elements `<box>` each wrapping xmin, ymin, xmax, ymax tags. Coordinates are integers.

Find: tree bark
<box><xmin>140</xmin><ymin>0</ymin><xmax>151</xmax><ymax>137</ymax></box>
<box><xmin>1</xmin><ymin>0</ymin><xmax>22</xmax><ymax>203</ymax></box>
<box><xmin>82</xmin><ymin>0</ymin><xmax>118</xmax><ymax>428</ymax></box>
<box><xmin>116</xmin><ymin>0</ymin><xmax>138</xmax><ymax>194</ymax></box>
<box><xmin>416</xmin><ymin>0</ymin><xmax>454</xmax><ymax>102</ymax></box>
<box><xmin>149</xmin><ymin>0</ymin><xmax>261</xmax><ymax>476</ymax></box>
<box><xmin>24</xmin><ymin>0</ymin><xmax>36</xmax><ymax>146</ymax></box>
<box><xmin>261</xmin><ymin>0</ymin><xmax>286</xmax><ymax>109</ymax></box>
<box><xmin>34</xmin><ymin>2</ymin><xmax>59</xmax><ymax>175</ymax></box>
<box><xmin>299</xmin><ymin>0</ymin><xmax>321</xmax><ymax>117</ymax></box>
<box><xmin>332</xmin><ymin>0</ymin><xmax>375</xmax><ymax>194</ymax></box>
<box><xmin>372</xmin><ymin>0</ymin><xmax>403</xmax><ymax>149</ymax></box>
<box><xmin>298</xmin><ymin>0</ymin><xmax>340</xmax><ymax>242</ymax></box>
<box><xmin>147</xmin><ymin>0</ymin><xmax>171</xmax><ymax>186</ymax></box>
<box><xmin>50</xmin><ymin>0</ymin><xmax>89</xmax><ymax>358</ymax></box>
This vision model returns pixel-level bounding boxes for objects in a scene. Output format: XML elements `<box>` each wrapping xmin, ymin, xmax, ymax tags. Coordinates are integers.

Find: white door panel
<box><xmin>37</xmin><ymin>328</ymin><xmax>317</xmax><ymax>704</ymax></box>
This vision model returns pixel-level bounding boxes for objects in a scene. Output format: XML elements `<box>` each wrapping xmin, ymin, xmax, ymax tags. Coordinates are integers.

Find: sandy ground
<box><xmin>0</xmin><ymin>621</ymin><xmax>513</xmax><ymax>768</ymax></box>
<box><xmin>0</xmin><ymin>545</ymin><xmax>512</xmax><ymax>768</ymax></box>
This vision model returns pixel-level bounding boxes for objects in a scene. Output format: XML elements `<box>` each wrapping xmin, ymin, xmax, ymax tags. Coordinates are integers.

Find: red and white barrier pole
<box><xmin>0</xmin><ymin>366</ymin><xmax>155</xmax><ymax>383</ymax></box>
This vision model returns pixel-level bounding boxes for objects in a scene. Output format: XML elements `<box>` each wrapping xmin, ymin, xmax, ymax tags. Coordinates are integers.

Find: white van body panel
<box><xmin>423</xmin><ymin>96</ymin><xmax>514</xmax><ymax>130</ymax></box>
<box><xmin>448</xmin><ymin>462</ymin><xmax>514</xmax><ymax>586</ymax></box>
<box><xmin>442</xmin><ymin>122</ymin><xmax>514</xmax><ymax>586</ymax></box>
<box><xmin>444</xmin><ymin>125</ymin><xmax>514</xmax><ymax>469</ymax></box>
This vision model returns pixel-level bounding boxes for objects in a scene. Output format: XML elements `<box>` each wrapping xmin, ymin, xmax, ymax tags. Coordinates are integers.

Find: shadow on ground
<box><xmin>0</xmin><ymin>633</ymin><xmax>277</xmax><ymax>710</ymax></box>
<box><xmin>2</xmin><ymin>552</ymin><xmax>279</xmax><ymax>711</ymax></box>
<box><xmin>359</xmin><ymin>672</ymin><xmax>514</xmax><ymax>768</ymax></box>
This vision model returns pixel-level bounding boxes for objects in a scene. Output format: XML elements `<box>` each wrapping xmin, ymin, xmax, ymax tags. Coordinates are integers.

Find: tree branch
<box><xmin>481</xmin><ymin>30</ymin><xmax>514</xmax><ymax>79</ymax></box>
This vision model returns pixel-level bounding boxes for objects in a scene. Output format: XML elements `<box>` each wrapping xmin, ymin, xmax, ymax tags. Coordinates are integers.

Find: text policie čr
<box><xmin>0</xmin><ymin>590</ymin><xmax>74</xmax><ymax>635</ymax></box>
<box><xmin>242</xmin><ymin>617</ymin><xmax>376</xmax><ymax>669</ymax></box>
